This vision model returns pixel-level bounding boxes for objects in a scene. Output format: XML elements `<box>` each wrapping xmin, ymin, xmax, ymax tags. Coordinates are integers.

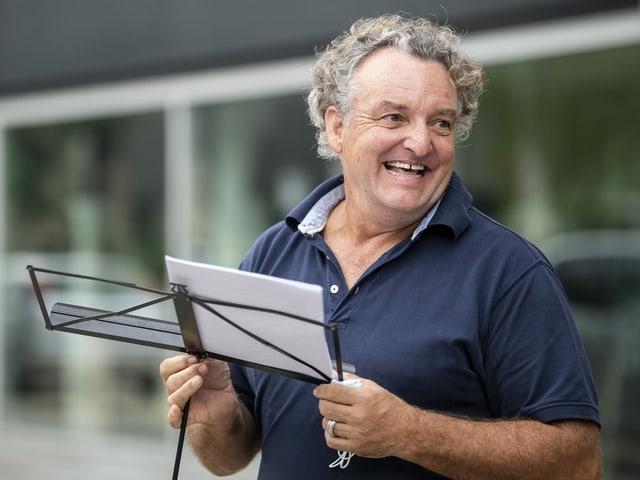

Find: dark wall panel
<box><xmin>0</xmin><ymin>0</ymin><xmax>636</xmax><ymax>95</ymax></box>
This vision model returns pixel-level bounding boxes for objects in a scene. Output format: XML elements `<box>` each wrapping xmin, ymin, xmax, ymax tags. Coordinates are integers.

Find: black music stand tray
<box><xmin>26</xmin><ymin>262</ymin><xmax>346</xmax><ymax>480</ymax></box>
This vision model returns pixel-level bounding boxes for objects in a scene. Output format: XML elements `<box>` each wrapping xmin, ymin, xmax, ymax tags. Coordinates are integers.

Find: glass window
<box><xmin>5</xmin><ymin>112</ymin><xmax>167</xmax><ymax>435</ymax></box>
<box><xmin>191</xmin><ymin>94</ymin><xmax>340</xmax><ymax>267</ymax></box>
<box><xmin>458</xmin><ymin>44</ymin><xmax>640</xmax><ymax>240</ymax></box>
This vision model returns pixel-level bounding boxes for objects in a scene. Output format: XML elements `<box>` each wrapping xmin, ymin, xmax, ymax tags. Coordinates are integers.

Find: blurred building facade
<box><xmin>0</xmin><ymin>1</ymin><xmax>639</xmax><ymax>478</ymax></box>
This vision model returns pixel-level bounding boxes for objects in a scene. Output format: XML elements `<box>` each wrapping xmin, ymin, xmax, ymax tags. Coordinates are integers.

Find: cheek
<box><xmin>433</xmin><ymin>140</ymin><xmax>456</xmax><ymax>164</ymax></box>
<box><xmin>354</xmin><ymin>130</ymin><xmax>400</xmax><ymax>156</ymax></box>
<box><xmin>343</xmin><ymin>126</ymin><xmax>415</xmax><ymax>164</ymax></box>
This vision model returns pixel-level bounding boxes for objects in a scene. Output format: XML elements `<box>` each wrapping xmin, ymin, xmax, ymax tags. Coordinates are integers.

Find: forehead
<box><xmin>350</xmin><ymin>47</ymin><xmax>457</xmax><ymax>107</ymax></box>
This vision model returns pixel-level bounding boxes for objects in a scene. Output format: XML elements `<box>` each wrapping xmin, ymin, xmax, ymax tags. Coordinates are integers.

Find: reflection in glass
<box><xmin>191</xmin><ymin>94</ymin><xmax>339</xmax><ymax>267</ymax></box>
<box><xmin>5</xmin><ymin>113</ymin><xmax>166</xmax><ymax>435</ymax></box>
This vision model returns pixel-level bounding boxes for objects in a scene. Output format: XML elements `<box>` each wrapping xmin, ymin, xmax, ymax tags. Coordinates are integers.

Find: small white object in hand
<box><xmin>328</xmin><ymin>377</ymin><xmax>362</xmax><ymax>469</ymax></box>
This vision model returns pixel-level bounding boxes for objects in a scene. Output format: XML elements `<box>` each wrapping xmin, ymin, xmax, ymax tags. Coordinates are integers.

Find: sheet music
<box><xmin>165</xmin><ymin>256</ymin><xmax>333</xmax><ymax>382</ymax></box>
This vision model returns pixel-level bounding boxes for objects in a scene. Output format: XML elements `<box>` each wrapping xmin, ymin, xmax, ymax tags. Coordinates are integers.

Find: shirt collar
<box><xmin>297</xmin><ymin>182</ymin><xmax>345</xmax><ymax>235</ymax></box>
<box><xmin>427</xmin><ymin>172</ymin><xmax>473</xmax><ymax>240</ymax></box>
<box><xmin>287</xmin><ymin>173</ymin><xmax>466</xmax><ymax>240</ymax></box>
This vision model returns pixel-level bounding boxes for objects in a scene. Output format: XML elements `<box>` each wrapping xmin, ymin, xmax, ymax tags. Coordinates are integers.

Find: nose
<box><xmin>402</xmin><ymin>123</ymin><xmax>432</xmax><ymax>157</ymax></box>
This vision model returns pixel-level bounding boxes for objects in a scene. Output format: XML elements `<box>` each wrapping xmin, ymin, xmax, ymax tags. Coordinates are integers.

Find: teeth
<box><xmin>385</xmin><ymin>161</ymin><xmax>425</xmax><ymax>171</ymax></box>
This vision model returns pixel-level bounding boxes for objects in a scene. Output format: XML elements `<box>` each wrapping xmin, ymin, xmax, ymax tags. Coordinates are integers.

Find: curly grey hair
<box><xmin>306</xmin><ymin>14</ymin><xmax>485</xmax><ymax>160</ymax></box>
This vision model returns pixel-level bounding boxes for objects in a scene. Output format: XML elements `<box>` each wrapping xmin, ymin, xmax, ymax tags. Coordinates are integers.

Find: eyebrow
<box><xmin>434</xmin><ymin>108</ymin><xmax>458</xmax><ymax>119</ymax></box>
<box><xmin>376</xmin><ymin>101</ymin><xmax>457</xmax><ymax>119</ymax></box>
<box><xmin>376</xmin><ymin>100</ymin><xmax>408</xmax><ymax>112</ymax></box>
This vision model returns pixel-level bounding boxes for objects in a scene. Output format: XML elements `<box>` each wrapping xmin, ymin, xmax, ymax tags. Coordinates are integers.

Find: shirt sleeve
<box><xmin>483</xmin><ymin>261</ymin><xmax>600</xmax><ymax>426</ymax></box>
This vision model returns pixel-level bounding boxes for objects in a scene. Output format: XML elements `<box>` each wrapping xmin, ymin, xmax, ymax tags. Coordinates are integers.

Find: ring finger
<box><xmin>324</xmin><ymin>417</ymin><xmax>343</xmax><ymax>438</ymax></box>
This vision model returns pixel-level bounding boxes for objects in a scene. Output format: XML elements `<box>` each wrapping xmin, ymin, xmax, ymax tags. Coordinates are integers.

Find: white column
<box><xmin>164</xmin><ymin>94</ymin><xmax>194</xmax><ymax>259</ymax></box>
<box><xmin>0</xmin><ymin>118</ymin><xmax>6</xmax><ymax>427</ymax></box>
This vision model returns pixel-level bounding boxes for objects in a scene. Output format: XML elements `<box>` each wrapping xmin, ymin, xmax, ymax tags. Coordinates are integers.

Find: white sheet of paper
<box><xmin>165</xmin><ymin>255</ymin><xmax>333</xmax><ymax>382</ymax></box>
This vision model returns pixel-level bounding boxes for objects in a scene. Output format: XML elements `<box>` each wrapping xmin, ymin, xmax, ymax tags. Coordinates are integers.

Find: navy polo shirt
<box><xmin>231</xmin><ymin>172</ymin><xmax>600</xmax><ymax>480</ymax></box>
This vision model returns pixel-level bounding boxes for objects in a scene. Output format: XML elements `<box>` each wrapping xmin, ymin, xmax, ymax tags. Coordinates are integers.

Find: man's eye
<box><xmin>382</xmin><ymin>113</ymin><xmax>403</xmax><ymax>123</ymax></box>
<box><xmin>432</xmin><ymin>119</ymin><xmax>453</xmax><ymax>134</ymax></box>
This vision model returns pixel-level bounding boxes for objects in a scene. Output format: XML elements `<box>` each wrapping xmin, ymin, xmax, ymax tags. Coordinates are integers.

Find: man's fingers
<box><xmin>159</xmin><ymin>354</ymin><xmax>197</xmax><ymax>382</ymax></box>
<box><xmin>167</xmin><ymin>372</ymin><xmax>204</xmax><ymax>408</ymax></box>
<box><xmin>167</xmin><ymin>402</ymin><xmax>189</xmax><ymax>429</ymax></box>
<box><xmin>162</xmin><ymin>358</ymin><xmax>207</xmax><ymax>394</ymax></box>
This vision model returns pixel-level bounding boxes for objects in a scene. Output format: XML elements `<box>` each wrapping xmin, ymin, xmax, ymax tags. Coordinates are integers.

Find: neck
<box><xmin>323</xmin><ymin>200</ymin><xmax>419</xmax><ymax>289</ymax></box>
<box><xmin>327</xmin><ymin>199</ymin><xmax>420</xmax><ymax>245</ymax></box>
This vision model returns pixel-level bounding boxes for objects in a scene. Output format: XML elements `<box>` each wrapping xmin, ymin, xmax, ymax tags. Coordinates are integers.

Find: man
<box><xmin>160</xmin><ymin>15</ymin><xmax>601</xmax><ymax>479</ymax></box>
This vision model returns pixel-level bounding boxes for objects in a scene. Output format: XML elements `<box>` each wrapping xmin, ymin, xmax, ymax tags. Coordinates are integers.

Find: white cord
<box><xmin>329</xmin><ymin>450</ymin><xmax>356</xmax><ymax>469</ymax></box>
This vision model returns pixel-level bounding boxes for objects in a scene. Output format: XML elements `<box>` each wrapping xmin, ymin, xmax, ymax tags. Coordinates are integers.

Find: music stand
<box><xmin>27</xmin><ymin>257</ymin><xmax>346</xmax><ymax>479</ymax></box>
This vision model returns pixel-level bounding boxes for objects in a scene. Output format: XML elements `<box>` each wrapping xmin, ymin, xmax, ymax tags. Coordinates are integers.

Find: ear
<box><xmin>324</xmin><ymin>106</ymin><xmax>344</xmax><ymax>154</ymax></box>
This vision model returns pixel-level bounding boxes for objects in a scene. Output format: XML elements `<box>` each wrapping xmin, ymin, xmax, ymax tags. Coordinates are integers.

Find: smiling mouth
<box><xmin>384</xmin><ymin>161</ymin><xmax>426</xmax><ymax>177</ymax></box>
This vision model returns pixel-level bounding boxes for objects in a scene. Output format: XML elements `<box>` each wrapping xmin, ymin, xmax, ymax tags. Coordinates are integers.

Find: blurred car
<box><xmin>545</xmin><ymin>230</ymin><xmax>640</xmax><ymax>479</ymax></box>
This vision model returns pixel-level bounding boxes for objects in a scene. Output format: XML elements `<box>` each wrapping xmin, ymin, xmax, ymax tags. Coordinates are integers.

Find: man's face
<box><xmin>325</xmin><ymin>47</ymin><xmax>458</xmax><ymax>226</ymax></box>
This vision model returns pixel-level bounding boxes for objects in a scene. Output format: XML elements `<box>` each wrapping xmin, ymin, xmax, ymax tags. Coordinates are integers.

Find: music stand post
<box><xmin>169</xmin><ymin>283</ymin><xmax>203</xmax><ymax>480</ymax></box>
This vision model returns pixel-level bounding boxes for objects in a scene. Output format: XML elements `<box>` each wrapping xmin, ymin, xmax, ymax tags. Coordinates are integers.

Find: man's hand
<box><xmin>314</xmin><ymin>374</ymin><xmax>414</xmax><ymax>458</ymax></box>
<box><xmin>159</xmin><ymin>355</ymin><xmax>237</xmax><ymax>429</ymax></box>
<box><xmin>159</xmin><ymin>355</ymin><xmax>260</xmax><ymax>476</ymax></box>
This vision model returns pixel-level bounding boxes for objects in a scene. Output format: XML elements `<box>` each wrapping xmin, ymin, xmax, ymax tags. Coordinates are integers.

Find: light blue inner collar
<box><xmin>297</xmin><ymin>183</ymin><xmax>441</xmax><ymax>240</ymax></box>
